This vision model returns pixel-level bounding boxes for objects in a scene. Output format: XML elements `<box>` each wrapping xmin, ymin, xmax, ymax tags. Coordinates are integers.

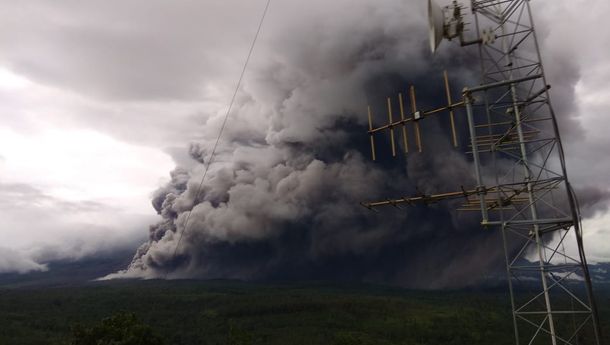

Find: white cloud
<box><xmin>581</xmin><ymin>212</ymin><xmax>610</xmax><ymax>263</ymax></box>
<box><xmin>0</xmin><ymin>126</ymin><xmax>173</xmax><ymax>211</ymax></box>
<box><xmin>0</xmin><ymin>68</ymin><xmax>30</xmax><ymax>90</ymax></box>
<box><xmin>0</xmin><ymin>80</ymin><xmax>175</xmax><ymax>268</ymax></box>
<box><xmin>0</xmin><ymin>247</ymin><xmax>47</xmax><ymax>274</ymax></box>
<box><xmin>531</xmin><ymin>0</ymin><xmax>610</xmax><ymax>262</ymax></box>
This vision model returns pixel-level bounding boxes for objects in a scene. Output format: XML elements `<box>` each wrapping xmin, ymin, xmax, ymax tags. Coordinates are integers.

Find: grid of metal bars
<box><xmin>470</xmin><ymin>1</ymin><xmax>600</xmax><ymax>343</ymax></box>
<box><xmin>361</xmin><ymin>1</ymin><xmax>602</xmax><ymax>344</ymax></box>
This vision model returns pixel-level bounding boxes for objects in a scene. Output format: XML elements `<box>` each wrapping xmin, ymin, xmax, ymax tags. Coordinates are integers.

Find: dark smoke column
<box><xmin>106</xmin><ymin>0</ymin><xmax>555</xmax><ymax>290</ymax></box>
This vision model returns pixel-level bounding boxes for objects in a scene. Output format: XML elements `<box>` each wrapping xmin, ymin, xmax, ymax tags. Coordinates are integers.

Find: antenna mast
<box><xmin>362</xmin><ymin>1</ymin><xmax>602</xmax><ymax>344</ymax></box>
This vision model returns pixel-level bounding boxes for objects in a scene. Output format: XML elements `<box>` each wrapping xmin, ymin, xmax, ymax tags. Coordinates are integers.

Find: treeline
<box><xmin>0</xmin><ymin>281</ymin><xmax>607</xmax><ymax>344</ymax></box>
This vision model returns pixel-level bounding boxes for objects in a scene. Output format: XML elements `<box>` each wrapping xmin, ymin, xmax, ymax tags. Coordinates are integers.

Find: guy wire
<box><xmin>165</xmin><ymin>0</ymin><xmax>272</xmax><ymax>278</ymax></box>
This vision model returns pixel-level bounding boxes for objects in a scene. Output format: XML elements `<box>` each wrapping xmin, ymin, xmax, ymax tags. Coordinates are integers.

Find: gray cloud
<box><xmin>0</xmin><ymin>1</ymin><xmax>266</xmax><ymax>101</ymax></box>
<box><xmin>0</xmin><ymin>1</ymin><xmax>268</xmax><ymax>149</ymax></box>
<box><xmin>0</xmin><ymin>0</ymin><xmax>607</xmax><ymax>284</ymax></box>
<box><xmin>530</xmin><ymin>0</ymin><xmax>610</xmax><ymax>226</ymax></box>
<box><xmin>104</xmin><ymin>0</ymin><xmax>512</xmax><ymax>288</ymax></box>
<box><xmin>109</xmin><ymin>0</ymin><xmax>610</xmax><ymax>288</ymax></box>
<box><xmin>0</xmin><ymin>182</ymin><xmax>150</xmax><ymax>273</ymax></box>
<box><xmin>0</xmin><ymin>182</ymin><xmax>111</xmax><ymax>213</ymax></box>
<box><xmin>0</xmin><ymin>247</ymin><xmax>47</xmax><ymax>274</ymax></box>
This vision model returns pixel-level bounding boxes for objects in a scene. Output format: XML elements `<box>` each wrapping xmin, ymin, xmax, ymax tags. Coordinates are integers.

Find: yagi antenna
<box><xmin>366</xmin><ymin>71</ymin><xmax>460</xmax><ymax>159</ymax></box>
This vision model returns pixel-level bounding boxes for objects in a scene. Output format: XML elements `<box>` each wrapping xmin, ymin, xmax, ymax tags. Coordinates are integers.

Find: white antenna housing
<box><xmin>428</xmin><ymin>0</ymin><xmax>445</xmax><ymax>53</ymax></box>
<box><xmin>428</xmin><ymin>0</ymin><xmax>465</xmax><ymax>53</ymax></box>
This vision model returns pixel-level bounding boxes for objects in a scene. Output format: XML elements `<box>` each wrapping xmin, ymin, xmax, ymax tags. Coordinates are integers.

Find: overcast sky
<box><xmin>0</xmin><ymin>0</ymin><xmax>609</xmax><ymax>275</ymax></box>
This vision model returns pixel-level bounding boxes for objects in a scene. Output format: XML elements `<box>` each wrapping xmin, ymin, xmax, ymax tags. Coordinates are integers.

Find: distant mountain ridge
<box><xmin>0</xmin><ymin>251</ymin><xmax>133</xmax><ymax>288</ymax></box>
<box><xmin>1</xmin><ymin>254</ymin><xmax>609</xmax><ymax>289</ymax></box>
<box><xmin>591</xmin><ymin>262</ymin><xmax>610</xmax><ymax>284</ymax></box>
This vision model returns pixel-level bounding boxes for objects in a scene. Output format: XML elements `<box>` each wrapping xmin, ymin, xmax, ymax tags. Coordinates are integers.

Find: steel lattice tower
<box><xmin>361</xmin><ymin>1</ymin><xmax>602</xmax><ymax>344</ymax></box>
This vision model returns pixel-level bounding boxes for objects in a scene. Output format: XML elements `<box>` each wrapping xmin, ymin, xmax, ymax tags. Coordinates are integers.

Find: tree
<box><xmin>69</xmin><ymin>312</ymin><xmax>166</xmax><ymax>345</ymax></box>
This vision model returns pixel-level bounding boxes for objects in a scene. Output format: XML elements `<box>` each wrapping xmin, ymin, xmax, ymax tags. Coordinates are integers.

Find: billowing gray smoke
<box><xmin>107</xmin><ymin>0</ymin><xmax>601</xmax><ymax>288</ymax></box>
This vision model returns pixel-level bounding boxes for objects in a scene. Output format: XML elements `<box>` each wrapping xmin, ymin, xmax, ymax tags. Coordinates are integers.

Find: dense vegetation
<box><xmin>0</xmin><ymin>280</ymin><xmax>608</xmax><ymax>345</ymax></box>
